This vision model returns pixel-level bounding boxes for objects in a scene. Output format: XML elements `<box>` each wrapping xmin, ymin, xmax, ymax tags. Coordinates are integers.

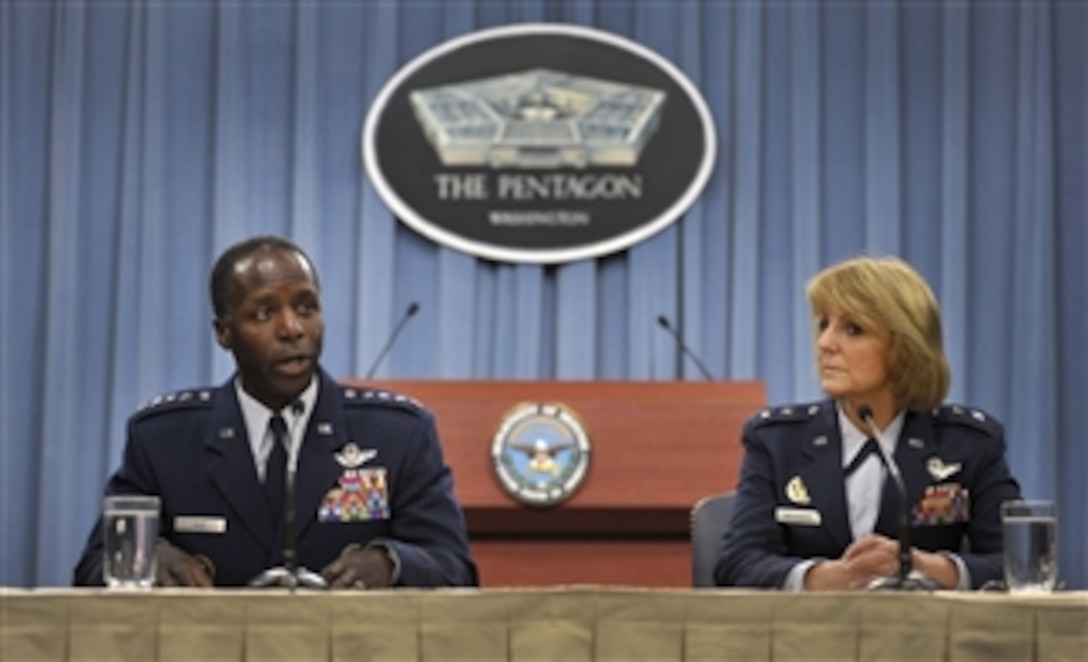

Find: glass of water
<box><xmin>1000</xmin><ymin>499</ymin><xmax>1057</xmax><ymax>593</ymax></box>
<box><xmin>103</xmin><ymin>494</ymin><xmax>161</xmax><ymax>589</ymax></box>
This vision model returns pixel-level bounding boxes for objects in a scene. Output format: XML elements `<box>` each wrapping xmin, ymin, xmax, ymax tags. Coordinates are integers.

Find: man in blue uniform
<box><xmin>715</xmin><ymin>256</ymin><xmax>1020</xmax><ymax>590</ymax></box>
<box><xmin>74</xmin><ymin>236</ymin><xmax>477</xmax><ymax>588</ymax></box>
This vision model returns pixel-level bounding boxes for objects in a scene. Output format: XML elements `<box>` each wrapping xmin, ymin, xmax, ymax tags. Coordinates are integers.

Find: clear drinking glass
<box><xmin>1000</xmin><ymin>499</ymin><xmax>1057</xmax><ymax>593</ymax></box>
<box><xmin>102</xmin><ymin>494</ymin><xmax>160</xmax><ymax>589</ymax></box>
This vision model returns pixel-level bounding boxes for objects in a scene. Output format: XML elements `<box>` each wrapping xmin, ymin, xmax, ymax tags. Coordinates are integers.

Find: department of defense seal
<box><xmin>491</xmin><ymin>402</ymin><xmax>591</xmax><ymax>507</ymax></box>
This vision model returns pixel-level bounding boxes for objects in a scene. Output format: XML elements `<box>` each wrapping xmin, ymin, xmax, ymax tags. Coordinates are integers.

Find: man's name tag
<box><xmin>775</xmin><ymin>507</ymin><xmax>822</xmax><ymax>526</ymax></box>
<box><xmin>174</xmin><ymin>516</ymin><xmax>227</xmax><ymax>534</ymax></box>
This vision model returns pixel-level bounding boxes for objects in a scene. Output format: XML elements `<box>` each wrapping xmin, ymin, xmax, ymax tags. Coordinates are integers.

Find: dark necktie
<box><xmin>265</xmin><ymin>414</ymin><xmax>288</xmax><ymax>516</ymax></box>
<box><xmin>844</xmin><ymin>437</ymin><xmax>882</xmax><ymax>476</ymax></box>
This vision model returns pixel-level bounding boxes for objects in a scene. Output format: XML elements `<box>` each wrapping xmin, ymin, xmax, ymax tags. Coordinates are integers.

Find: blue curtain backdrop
<box><xmin>2</xmin><ymin>0</ymin><xmax>1084</xmax><ymax>589</ymax></box>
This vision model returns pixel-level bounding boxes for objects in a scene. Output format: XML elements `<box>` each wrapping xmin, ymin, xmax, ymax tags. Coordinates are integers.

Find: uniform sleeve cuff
<box><xmin>941</xmin><ymin>552</ymin><xmax>971</xmax><ymax>590</ymax></box>
<box><xmin>366</xmin><ymin>541</ymin><xmax>402</xmax><ymax>586</ymax></box>
<box><xmin>784</xmin><ymin>559</ymin><xmax>819</xmax><ymax>591</ymax></box>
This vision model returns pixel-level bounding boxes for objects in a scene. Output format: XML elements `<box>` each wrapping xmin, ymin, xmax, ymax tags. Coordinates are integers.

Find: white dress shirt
<box><xmin>235</xmin><ymin>378</ymin><xmax>317</xmax><ymax>481</ymax></box>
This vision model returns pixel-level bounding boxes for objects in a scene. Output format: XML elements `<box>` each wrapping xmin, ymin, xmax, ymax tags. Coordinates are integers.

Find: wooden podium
<box><xmin>342</xmin><ymin>379</ymin><xmax>765</xmax><ymax>588</ymax></box>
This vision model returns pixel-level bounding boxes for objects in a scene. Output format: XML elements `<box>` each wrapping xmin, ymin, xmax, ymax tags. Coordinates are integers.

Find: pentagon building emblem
<box><xmin>363</xmin><ymin>23</ymin><xmax>716</xmax><ymax>264</ymax></box>
<box><xmin>491</xmin><ymin>402</ymin><xmax>591</xmax><ymax>507</ymax></box>
<box><xmin>409</xmin><ymin>68</ymin><xmax>666</xmax><ymax>169</ymax></box>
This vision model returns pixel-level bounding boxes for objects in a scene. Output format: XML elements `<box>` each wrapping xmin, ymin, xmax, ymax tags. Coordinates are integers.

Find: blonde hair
<box><xmin>805</xmin><ymin>255</ymin><xmax>950</xmax><ymax>412</ymax></box>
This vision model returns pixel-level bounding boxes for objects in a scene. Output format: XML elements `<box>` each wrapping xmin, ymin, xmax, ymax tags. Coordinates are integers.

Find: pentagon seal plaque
<box><xmin>491</xmin><ymin>402</ymin><xmax>591</xmax><ymax>507</ymax></box>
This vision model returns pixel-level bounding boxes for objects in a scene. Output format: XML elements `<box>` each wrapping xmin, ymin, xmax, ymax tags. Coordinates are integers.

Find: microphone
<box><xmin>282</xmin><ymin>399</ymin><xmax>304</xmax><ymax>589</ymax></box>
<box><xmin>656</xmin><ymin>314</ymin><xmax>714</xmax><ymax>380</ymax></box>
<box><xmin>249</xmin><ymin>400</ymin><xmax>327</xmax><ymax>590</ymax></box>
<box><xmin>364</xmin><ymin>302</ymin><xmax>421</xmax><ymax>379</ymax></box>
<box><xmin>856</xmin><ymin>404</ymin><xmax>941</xmax><ymax>591</ymax></box>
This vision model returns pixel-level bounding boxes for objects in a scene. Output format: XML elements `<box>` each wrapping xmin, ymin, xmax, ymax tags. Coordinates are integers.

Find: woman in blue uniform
<box><xmin>716</xmin><ymin>255</ymin><xmax>1020</xmax><ymax>590</ymax></box>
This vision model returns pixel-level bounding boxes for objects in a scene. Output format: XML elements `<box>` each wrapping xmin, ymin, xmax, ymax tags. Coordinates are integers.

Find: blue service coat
<box><xmin>715</xmin><ymin>400</ymin><xmax>1020</xmax><ymax>589</ymax></box>
<box><xmin>73</xmin><ymin>369</ymin><xmax>477</xmax><ymax>587</ymax></box>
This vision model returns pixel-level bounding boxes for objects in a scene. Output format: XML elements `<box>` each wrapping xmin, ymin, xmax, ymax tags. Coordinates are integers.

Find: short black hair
<box><xmin>209</xmin><ymin>235</ymin><xmax>318</xmax><ymax>320</ymax></box>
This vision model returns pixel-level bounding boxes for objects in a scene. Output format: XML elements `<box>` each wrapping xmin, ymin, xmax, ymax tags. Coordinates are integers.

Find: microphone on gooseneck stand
<box><xmin>656</xmin><ymin>314</ymin><xmax>715</xmax><ymax>380</ymax></box>
<box><xmin>365</xmin><ymin>302</ymin><xmax>421</xmax><ymax>380</ymax></box>
<box><xmin>249</xmin><ymin>400</ymin><xmax>327</xmax><ymax>590</ymax></box>
<box><xmin>856</xmin><ymin>404</ymin><xmax>941</xmax><ymax>591</ymax></box>
<box><xmin>282</xmin><ymin>399</ymin><xmax>303</xmax><ymax>590</ymax></box>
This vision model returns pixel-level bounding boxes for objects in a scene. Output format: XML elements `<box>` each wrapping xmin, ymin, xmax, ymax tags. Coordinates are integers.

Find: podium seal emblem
<box><xmin>491</xmin><ymin>402</ymin><xmax>591</xmax><ymax>507</ymax></box>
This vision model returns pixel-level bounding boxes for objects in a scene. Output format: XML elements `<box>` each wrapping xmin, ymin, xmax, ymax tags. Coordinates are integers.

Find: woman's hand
<box><xmin>804</xmin><ymin>534</ymin><xmax>899</xmax><ymax>590</ymax></box>
<box><xmin>803</xmin><ymin>534</ymin><xmax>960</xmax><ymax>590</ymax></box>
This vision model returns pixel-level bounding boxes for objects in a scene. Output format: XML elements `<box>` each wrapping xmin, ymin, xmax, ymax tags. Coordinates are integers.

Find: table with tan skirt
<box><xmin>2</xmin><ymin>586</ymin><xmax>1085</xmax><ymax>661</ymax></box>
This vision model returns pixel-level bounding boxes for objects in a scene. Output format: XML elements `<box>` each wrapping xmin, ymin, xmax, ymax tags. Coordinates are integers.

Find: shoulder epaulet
<box><xmin>133</xmin><ymin>388</ymin><xmax>214</xmax><ymax>420</ymax></box>
<box><xmin>749</xmin><ymin>402</ymin><xmax>826</xmax><ymax>428</ymax></box>
<box><xmin>341</xmin><ymin>387</ymin><xmax>427</xmax><ymax>413</ymax></box>
<box><xmin>930</xmin><ymin>404</ymin><xmax>1002</xmax><ymax>435</ymax></box>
